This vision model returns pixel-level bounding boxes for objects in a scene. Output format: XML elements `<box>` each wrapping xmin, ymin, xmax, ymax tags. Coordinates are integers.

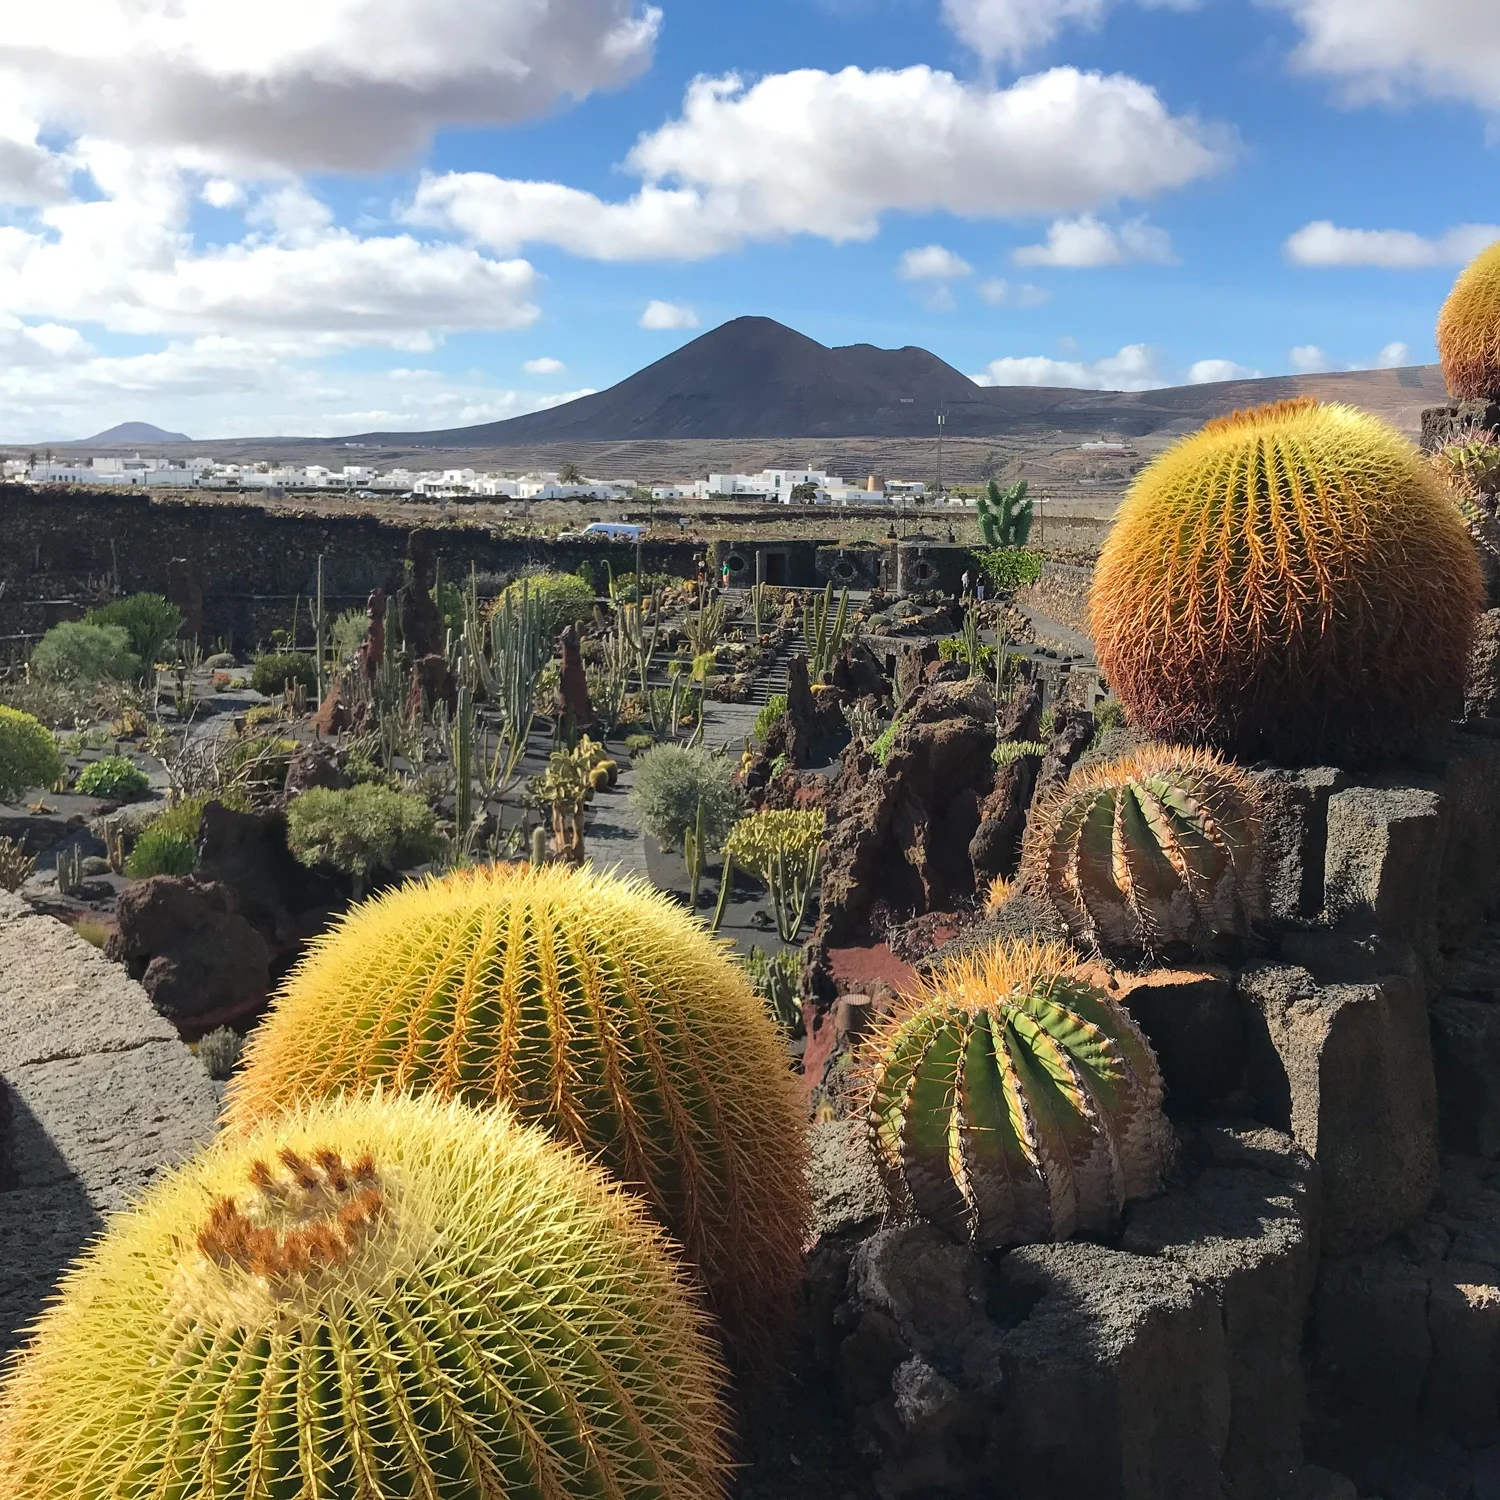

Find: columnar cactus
<box><xmin>0</xmin><ymin>1093</ymin><xmax>731</xmax><ymax>1500</ymax></box>
<box><xmin>1089</xmin><ymin>399</ymin><xmax>1482</xmax><ymax>762</ymax></box>
<box><xmin>227</xmin><ymin>863</ymin><xmax>809</xmax><ymax>1353</ymax></box>
<box><xmin>1021</xmin><ymin>744</ymin><xmax>1264</xmax><ymax>956</ymax></box>
<box><xmin>867</xmin><ymin>939</ymin><xmax>1169</xmax><ymax>1250</ymax></box>
<box><xmin>1437</xmin><ymin>239</ymin><xmax>1500</xmax><ymax>401</ymax></box>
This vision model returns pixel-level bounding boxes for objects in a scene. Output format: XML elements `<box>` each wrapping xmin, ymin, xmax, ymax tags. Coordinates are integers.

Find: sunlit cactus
<box><xmin>227</xmin><ymin>862</ymin><xmax>809</xmax><ymax>1353</ymax></box>
<box><xmin>1437</xmin><ymin>239</ymin><xmax>1500</xmax><ymax>400</ymax></box>
<box><xmin>866</xmin><ymin>939</ymin><xmax>1169</xmax><ymax>1250</ymax></box>
<box><xmin>0</xmin><ymin>1093</ymin><xmax>730</xmax><ymax>1500</ymax></box>
<box><xmin>1021</xmin><ymin>744</ymin><xmax>1264</xmax><ymax>956</ymax></box>
<box><xmin>1089</xmin><ymin>399</ymin><xmax>1482</xmax><ymax>762</ymax></box>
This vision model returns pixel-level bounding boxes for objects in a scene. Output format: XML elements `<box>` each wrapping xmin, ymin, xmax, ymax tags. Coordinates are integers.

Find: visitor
<box><xmin>975</xmin><ymin>578</ymin><xmax>986</xmax><ymax>604</ymax></box>
<box><xmin>960</xmin><ymin>568</ymin><xmax>972</xmax><ymax>600</ymax></box>
<box><xmin>721</xmin><ymin>560</ymin><xmax>731</xmax><ymax>591</ymax></box>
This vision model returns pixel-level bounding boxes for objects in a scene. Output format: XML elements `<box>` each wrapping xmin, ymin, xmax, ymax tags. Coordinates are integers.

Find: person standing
<box><xmin>960</xmin><ymin>568</ymin><xmax>972</xmax><ymax>601</ymax></box>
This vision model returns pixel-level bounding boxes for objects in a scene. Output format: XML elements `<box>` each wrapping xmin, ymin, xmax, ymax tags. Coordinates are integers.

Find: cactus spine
<box><xmin>1089</xmin><ymin>399</ymin><xmax>1482</xmax><ymax>762</ymax></box>
<box><xmin>226</xmin><ymin>863</ymin><xmax>809</xmax><ymax>1353</ymax></box>
<box><xmin>0</xmin><ymin>1093</ymin><xmax>730</xmax><ymax>1500</ymax></box>
<box><xmin>1437</xmin><ymin>239</ymin><xmax>1500</xmax><ymax>401</ymax></box>
<box><xmin>866</xmin><ymin>939</ymin><xmax>1169</xmax><ymax>1250</ymax></box>
<box><xmin>1021</xmin><ymin>745</ymin><xmax>1264</xmax><ymax>956</ymax></box>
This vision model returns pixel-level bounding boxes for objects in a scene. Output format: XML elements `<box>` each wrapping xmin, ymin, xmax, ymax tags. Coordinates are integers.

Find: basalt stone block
<box><xmin>1431</xmin><ymin>994</ymin><xmax>1500</xmax><ymax>1157</ymax></box>
<box><xmin>1240</xmin><ymin>965</ymin><xmax>1437</xmax><ymax>1253</ymax></box>
<box><xmin>1434</xmin><ymin>734</ymin><xmax>1500</xmax><ymax>935</ymax></box>
<box><xmin>1323</xmin><ymin>784</ymin><xmax>1447</xmax><ymax>946</ymax></box>
<box><xmin>1248</xmin><ymin>766</ymin><xmax>1346</xmax><ymax>920</ymax></box>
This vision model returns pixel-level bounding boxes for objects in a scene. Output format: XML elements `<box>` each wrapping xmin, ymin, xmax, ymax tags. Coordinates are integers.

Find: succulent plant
<box><xmin>0</xmin><ymin>708</ymin><xmax>62</xmax><ymax>806</ymax></box>
<box><xmin>1089</xmin><ymin>399</ymin><xmax>1483</xmax><ymax>762</ymax></box>
<box><xmin>226</xmin><ymin>863</ymin><xmax>809</xmax><ymax>1352</ymax></box>
<box><xmin>0</xmin><ymin>1092</ymin><xmax>730</xmax><ymax>1500</ymax></box>
<box><xmin>721</xmin><ymin>808</ymin><xmax>825</xmax><ymax>940</ymax></box>
<box><xmin>1021</xmin><ymin>745</ymin><xmax>1264</xmax><ymax>956</ymax></box>
<box><xmin>1437</xmin><ymin>239</ymin><xmax>1500</xmax><ymax>401</ymax></box>
<box><xmin>866</xmin><ymin>939</ymin><xmax>1169</xmax><ymax>1250</ymax></box>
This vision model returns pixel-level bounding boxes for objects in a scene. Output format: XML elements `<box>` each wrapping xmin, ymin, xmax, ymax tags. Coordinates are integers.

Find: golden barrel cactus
<box><xmin>227</xmin><ymin>863</ymin><xmax>809</xmax><ymax>1352</ymax></box>
<box><xmin>0</xmin><ymin>1093</ymin><xmax>730</xmax><ymax>1500</ymax></box>
<box><xmin>1438</xmin><ymin>239</ymin><xmax>1500</xmax><ymax>401</ymax></box>
<box><xmin>1021</xmin><ymin>744</ymin><xmax>1264</xmax><ymax>956</ymax></box>
<box><xmin>866</xmin><ymin>939</ymin><xmax>1169</xmax><ymax>1250</ymax></box>
<box><xmin>1090</xmin><ymin>399</ymin><xmax>1482</xmax><ymax>762</ymax></box>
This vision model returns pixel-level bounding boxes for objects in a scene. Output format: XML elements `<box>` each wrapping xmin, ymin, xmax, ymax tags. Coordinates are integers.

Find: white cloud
<box><xmin>1268</xmin><ymin>0</ymin><xmax>1500</xmax><ymax>114</ymax></box>
<box><xmin>898</xmin><ymin>244</ymin><xmax>973</xmax><ymax>280</ymax></box>
<box><xmin>941</xmin><ymin>0</ymin><xmax>1199</xmax><ymax>65</ymax></box>
<box><xmin>524</xmin><ymin>356</ymin><xmax>566</xmax><ymax>375</ymax></box>
<box><xmin>1285</xmin><ymin>220</ymin><xmax>1500</xmax><ymax>269</ymax></box>
<box><xmin>971</xmin><ymin>342</ymin><xmax>1164</xmax><ymax>390</ymax></box>
<box><xmin>1189</xmin><ymin>358</ymin><xmax>1261</xmax><ymax>384</ymax></box>
<box><xmin>0</xmin><ymin>0</ymin><xmax>661</xmax><ymax>173</ymax></box>
<box><xmin>200</xmin><ymin>177</ymin><xmax>244</xmax><ymax>209</ymax></box>
<box><xmin>1375</xmin><ymin>341</ymin><xmax>1413</xmax><ymax>368</ymax></box>
<box><xmin>1290</xmin><ymin>344</ymin><xmax>1333</xmax><ymax>373</ymax></box>
<box><xmin>1014</xmin><ymin>213</ymin><xmax>1175</xmax><ymax>267</ymax></box>
<box><xmin>409</xmin><ymin>65</ymin><xmax>1229</xmax><ymax>262</ymax></box>
<box><xmin>977</xmin><ymin>278</ymin><xmax>1051</xmax><ymax>307</ymax></box>
<box><xmin>640</xmin><ymin>300</ymin><xmax>699</xmax><ymax>330</ymax></box>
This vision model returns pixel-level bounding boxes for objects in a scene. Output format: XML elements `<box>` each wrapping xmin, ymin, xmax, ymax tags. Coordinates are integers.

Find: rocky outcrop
<box><xmin>284</xmin><ymin>742</ymin><xmax>348</xmax><ymax>798</ymax></box>
<box><xmin>968</xmin><ymin>680</ymin><xmax>1044</xmax><ymax>881</ymax></box>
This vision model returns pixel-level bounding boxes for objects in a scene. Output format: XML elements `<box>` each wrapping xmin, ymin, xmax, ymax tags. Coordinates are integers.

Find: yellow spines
<box><xmin>0</xmin><ymin>1092</ymin><xmax>731</xmax><ymax>1500</ymax></box>
<box><xmin>1089</xmin><ymin>399</ymin><xmax>1482</xmax><ymax>763</ymax></box>
<box><xmin>1438</xmin><ymin>239</ymin><xmax>1500</xmax><ymax>401</ymax></box>
<box><xmin>226</xmin><ymin>862</ymin><xmax>809</xmax><ymax>1355</ymax></box>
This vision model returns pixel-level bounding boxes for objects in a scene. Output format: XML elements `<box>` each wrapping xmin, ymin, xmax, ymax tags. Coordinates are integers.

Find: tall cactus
<box><xmin>802</xmin><ymin>582</ymin><xmax>850</xmax><ymax>681</ymax></box>
<box><xmin>226</xmin><ymin>863</ymin><xmax>809</xmax><ymax>1354</ymax></box>
<box><xmin>1021</xmin><ymin>745</ymin><xmax>1264</xmax><ymax>956</ymax></box>
<box><xmin>867</xmin><ymin>938</ymin><xmax>1169</xmax><ymax>1250</ymax></box>
<box><xmin>0</xmin><ymin>1093</ymin><xmax>730</xmax><ymax>1500</ymax></box>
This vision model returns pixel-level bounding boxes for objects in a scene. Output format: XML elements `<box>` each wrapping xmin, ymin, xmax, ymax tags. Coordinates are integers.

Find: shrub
<box><xmin>754</xmin><ymin>692</ymin><xmax>788</xmax><ymax>746</ymax></box>
<box><xmin>329</xmin><ymin>606</ymin><xmax>367</xmax><ymax>664</ymax></box>
<box><xmin>1022</xmin><ymin>744</ymin><xmax>1265</xmax><ymax>957</ymax></box>
<box><xmin>629</xmin><ymin>743</ymin><xmax>739</xmax><ymax>853</ymax></box>
<box><xmin>29</xmin><ymin>622</ymin><xmax>139</xmax><ymax>685</ymax></box>
<box><xmin>866</xmin><ymin>938</ymin><xmax>1169</xmax><ymax>1250</ymax></box>
<box><xmin>195</xmin><ymin>1025</ymin><xmax>243</xmax><ymax>1080</ymax></box>
<box><xmin>202</xmin><ymin>651</ymin><xmax>236</xmax><ymax>670</ymax></box>
<box><xmin>0</xmin><ymin>1093</ymin><xmax>730</xmax><ymax>1500</ymax></box>
<box><xmin>285</xmin><ymin>783</ymin><xmax>442</xmax><ymax>882</ymax></box>
<box><xmin>871</xmin><ymin>716</ymin><xmax>902</xmax><ymax>766</ymax></box>
<box><xmin>124</xmin><ymin>828</ymin><xmax>196</xmax><ymax>878</ymax></box>
<box><xmin>75</xmin><ymin>755</ymin><xmax>150</xmax><ymax>801</ymax></box>
<box><xmin>1437</xmin><ymin>238</ymin><xmax>1500</xmax><ymax>401</ymax></box>
<box><xmin>0</xmin><ymin>707</ymin><xmax>63</xmax><ymax>804</ymax></box>
<box><xmin>495</xmin><ymin>571</ymin><xmax>595</xmax><ymax>637</ymax></box>
<box><xmin>0</xmin><ymin>835</ymin><xmax>35</xmax><ymax>892</ymax></box>
<box><xmin>972</xmin><ymin>547</ymin><xmax>1044</xmax><ymax>593</ymax></box>
<box><xmin>84</xmin><ymin>593</ymin><xmax>182</xmax><ymax>669</ymax></box>
<box><xmin>227</xmin><ymin>864</ymin><xmax>809</xmax><ymax>1354</ymax></box>
<box><xmin>624</xmin><ymin>732</ymin><xmax>656</xmax><ymax>755</ymax></box>
<box><xmin>0</xmin><ymin>679</ymin><xmax>84</xmax><ymax>729</ymax></box>
<box><xmin>249</xmin><ymin>650</ymin><xmax>317</xmax><ymax>697</ymax></box>
<box><xmin>227</xmin><ymin>734</ymin><xmax>299</xmax><ymax>799</ymax></box>
<box><xmin>1089</xmin><ymin>399</ymin><xmax>1483</xmax><ymax>762</ymax></box>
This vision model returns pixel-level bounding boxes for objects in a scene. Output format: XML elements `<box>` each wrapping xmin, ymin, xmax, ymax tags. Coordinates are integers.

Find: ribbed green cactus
<box><xmin>0</xmin><ymin>1092</ymin><xmax>731</xmax><ymax>1500</ymax></box>
<box><xmin>867</xmin><ymin>939</ymin><xmax>1169</xmax><ymax>1250</ymax></box>
<box><xmin>1021</xmin><ymin>745</ymin><xmax>1265</xmax><ymax>956</ymax></box>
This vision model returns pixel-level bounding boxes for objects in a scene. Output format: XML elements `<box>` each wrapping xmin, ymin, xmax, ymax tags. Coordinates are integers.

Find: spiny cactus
<box><xmin>866</xmin><ymin>939</ymin><xmax>1169</xmax><ymax>1250</ymax></box>
<box><xmin>226</xmin><ymin>863</ymin><xmax>809</xmax><ymax>1353</ymax></box>
<box><xmin>1437</xmin><ymin>239</ymin><xmax>1500</xmax><ymax>401</ymax></box>
<box><xmin>1089</xmin><ymin>399</ymin><xmax>1482</xmax><ymax>762</ymax></box>
<box><xmin>1021</xmin><ymin>745</ymin><xmax>1264</xmax><ymax>956</ymax></box>
<box><xmin>0</xmin><ymin>1092</ymin><xmax>730</xmax><ymax>1500</ymax></box>
<box><xmin>721</xmin><ymin>808</ymin><xmax>825</xmax><ymax>941</ymax></box>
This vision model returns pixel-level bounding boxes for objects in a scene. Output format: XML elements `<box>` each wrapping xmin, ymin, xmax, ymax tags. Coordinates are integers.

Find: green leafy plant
<box><xmin>867</xmin><ymin>937</ymin><xmax>1169</xmax><ymax>1250</ymax></box>
<box><xmin>976</xmin><ymin>479</ymin><xmax>1034</xmax><ymax>547</ymax></box>
<box><xmin>494</xmin><ymin>571</ymin><xmax>595</xmax><ymax>637</ymax></box>
<box><xmin>285</xmin><ymin>783</ymin><xmax>441</xmax><ymax>888</ymax></box>
<box><xmin>972</xmin><ymin>547</ymin><xmax>1044</xmax><ymax>594</ymax></box>
<box><xmin>124</xmin><ymin>827</ymin><xmax>197</xmax><ymax>878</ymax></box>
<box><xmin>75</xmin><ymin>754</ymin><xmax>151</xmax><ymax>801</ymax></box>
<box><xmin>871</xmin><ymin>716</ymin><xmax>903</xmax><ymax>766</ymax></box>
<box><xmin>0</xmin><ymin>707</ymin><xmax>63</xmax><ymax>804</ymax></box>
<box><xmin>195</xmin><ymin>1025</ymin><xmax>243</xmax><ymax>1080</ymax></box>
<box><xmin>84</xmin><ymin>594</ymin><xmax>183</xmax><ymax>670</ymax></box>
<box><xmin>249</xmin><ymin>651</ymin><xmax>317</xmax><ymax>698</ymax></box>
<box><xmin>629</xmin><ymin>743</ymin><xmax>739</xmax><ymax>853</ymax></box>
<box><xmin>754</xmin><ymin>693</ymin><xmax>788</xmax><ymax>746</ymax></box>
<box><xmin>624</xmin><ymin>732</ymin><xmax>655</xmax><ymax>754</ymax></box>
<box><xmin>30</xmin><ymin>623</ymin><xmax>139</xmax><ymax>685</ymax></box>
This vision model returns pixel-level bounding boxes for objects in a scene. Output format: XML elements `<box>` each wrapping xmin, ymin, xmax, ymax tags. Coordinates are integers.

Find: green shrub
<box><xmin>629</xmin><ymin>744</ymin><xmax>739</xmax><ymax>853</ymax></box>
<box><xmin>754</xmin><ymin>693</ymin><xmax>788</xmax><ymax>746</ymax></box>
<box><xmin>343</xmin><ymin>747</ymin><xmax>395</xmax><ymax>787</ymax></box>
<box><xmin>228</xmin><ymin>735</ymin><xmax>299</xmax><ymax>799</ymax></box>
<box><xmin>30</xmin><ymin>623</ymin><xmax>139</xmax><ymax>685</ymax></box>
<box><xmin>330</xmin><ymin>608</ymin><xmax>367</xmax><ymax>665</ymax></box>
<box><xmin>196</xmin><ymin>1025</ymin><xmax>244</xmax><ymax>1080</ymax></box>
<box><xmin>871</xmin><ymin>716</ymin><xmax>903</xmax><ymax>767</ymax></box>
<box><xmin>1094</xmin><ymin>697</ymin><xmax>1128</xmax><ymax>734</ymax></box>
<box><xmin>75</xmin><ymin>755</ymin><xmax>151</xmax><ymax>801</ymax></box>
<box><xmin>624</xmin><ymin>733</ymin><xmax>656</xmax><ymax>755</ymax></box>
<box><xmin>0</xmin><ymin>707</ymin><xmax>63</xmax><ymax>804</ymax></box>
<box><xmin>973</xmin><ymin>547</ymin><xmax>1044</xmax><ymax>594</ymax></box>
<box><xmin>497</xmin><ymin>572</ymin><xmax>595</xmax><ymax>637</ymax></box>
<box><xmin>84</xmin><ymin>594</ymin><xmax>183</xmax><ymax>669</ymax></box>
<box><xmin>250</xmin><ymin>651</ymin><xmax>317</xmax><ymax>697</ymax></box>
<box><xmin>286</xmin><ymin>783</ymin><xmax>443</xmax><ymax>881</ymax></box>
<box><xmin>0</xmin><ymin>679</ymin><xmax>85</xmax><ymax>729</ymax></box>
<box><xmin>125</xmin><ymin>828</ymin><xmax>197</xmax><ymax>877</ymax></box>
<box><xmin>203</xmin><ymin>651</ymin><xmax>236</xmax><ymax>670</ymax></box>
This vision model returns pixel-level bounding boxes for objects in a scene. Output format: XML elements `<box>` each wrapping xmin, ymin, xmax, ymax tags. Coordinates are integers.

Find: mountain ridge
<box><xmin>75</xmin><ymin>422</ymin><xmax>192</xmax><ymax>445</ymax></box>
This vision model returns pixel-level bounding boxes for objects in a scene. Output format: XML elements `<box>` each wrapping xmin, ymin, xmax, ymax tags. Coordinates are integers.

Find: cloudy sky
<box><xmin>0</xmin><ymin>0</ymin><xmax>1496</xmax><ymax>440</ymax></box>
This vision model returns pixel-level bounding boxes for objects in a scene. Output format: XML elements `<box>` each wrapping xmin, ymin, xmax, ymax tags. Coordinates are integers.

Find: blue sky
<box><xmin>0</xmin><ymin>0</ymin><xmax>1495</xmax><ymax>440</ymax></box>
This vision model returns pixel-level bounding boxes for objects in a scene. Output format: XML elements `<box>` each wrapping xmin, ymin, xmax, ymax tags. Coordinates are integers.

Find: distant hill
<box><xmin>342</xmin><ymin>317</ymin><xmax>1450</xmax><ymax>447</ymax></box>
<box><xmin>78</xmin><ymin>422</ymin><xmax>191</xmax><ymax>444</ymax></box>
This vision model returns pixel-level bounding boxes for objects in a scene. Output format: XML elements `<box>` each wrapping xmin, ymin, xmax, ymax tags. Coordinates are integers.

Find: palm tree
<box><xmin>558</xmin><ymin>461</ymin><xmax>584</xmax><ymax>485</ymax></box>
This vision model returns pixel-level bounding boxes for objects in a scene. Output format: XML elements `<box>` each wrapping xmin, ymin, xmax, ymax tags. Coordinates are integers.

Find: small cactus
<box><xmin>0</xmin><ymin>1093</ymin><xmax>730</xmax><ymax>1500</ymax></box>
<box><xmin>866</xmin><ymin>939</ymin><xmax>1169</xmax><ymax>1250</ymax></box>
<box><xmin>1021</xmin><ymin>745</ymin><xmax>1264</xmax><ymax>956</ymax></box>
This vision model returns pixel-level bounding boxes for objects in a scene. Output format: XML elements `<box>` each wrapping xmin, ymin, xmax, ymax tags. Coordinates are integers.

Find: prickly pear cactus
<box><xmin>867</xmin><ymin>939</ymin><xmax>1169</xmax><ymax>1250</ymax></box>
<box><xmin>0</xmin><ymin>1093</ymin><xmax>730</xmax><ymax>1500</ymax></box>
<box><xmin>1021</xmin><ymin>744</ymin><xmax>1265</xmax><ymax>956</ymax></box>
